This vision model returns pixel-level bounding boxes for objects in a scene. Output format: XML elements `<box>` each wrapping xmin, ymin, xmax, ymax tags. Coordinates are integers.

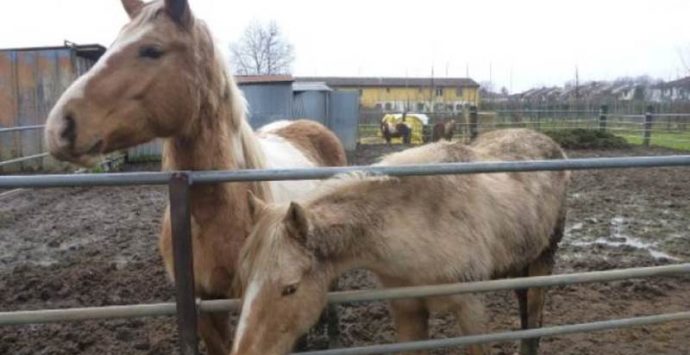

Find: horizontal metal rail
<box><xmin>296</xmin><ymin>311</ymin><xmax>690</xmax><ymax>355</ymax></box>
<box><xmin>0</xmin><ymin>125</ymin><xmax>45</xmax><ymax>133</ymax></box>
<box><xmin>0</xmin><ymin>155</ymin><xmax>689</xmax><ymax>188</ymax></box>
<box><xmin>0</xmin><ymin>153</ymin><xmax>49</xmax><ymax>168</ymax></box>
<box><xmin>1</xmin><ymin>263</ymin><xmax>687</xmax><ymax>326</ymax></box>
<box><xmin>607</xmin><ymin>114</ymin><xmax>646</xmax><ymax>118</ymax></box>
<box><xmin>493</xmin><ymin>110</ymin><xmax>599</xmax><ymax>114</ymax></box>
<box><xmin>654</xmin><ymin>113</ymin><xmax>690</xmax><ymax>117</ymax></box>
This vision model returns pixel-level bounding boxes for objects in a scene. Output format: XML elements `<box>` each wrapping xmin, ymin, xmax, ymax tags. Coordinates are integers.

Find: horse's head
<box><xmin>45</xmin><ymin>0</ymin><xmax>215</xmax><ymax>166</ymax></box>
<box><xmin>231</xmin><ymin>195</ymin><xmax>332</xmax><ymax>355</ymax></box>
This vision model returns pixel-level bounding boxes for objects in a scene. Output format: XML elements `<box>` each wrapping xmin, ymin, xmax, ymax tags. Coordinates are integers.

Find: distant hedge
<box><xmin>544</xmin><ymin>129</ymin><xmax>630</xmax><ymax>149</ymax></box>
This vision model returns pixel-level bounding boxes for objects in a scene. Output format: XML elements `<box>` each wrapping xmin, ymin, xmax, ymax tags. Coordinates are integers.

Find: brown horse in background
<box><xmin>234</xmin><ymin>129</ymin><xmax>570</xmax><ymax>355</ymax></box>
<box><xmin>432</xmin><ymin>118</ymin><xmax>456</xmax><ymax>142</ymax></box>
<box><xmin>381</xmin><ymin>120</ymin><xmax>412</xmax><ymax>144</ymax></box>
<box><xmin>43</xmin><ymin>1</ymin><xmax>346</xmax><ymax>354</ymax></box>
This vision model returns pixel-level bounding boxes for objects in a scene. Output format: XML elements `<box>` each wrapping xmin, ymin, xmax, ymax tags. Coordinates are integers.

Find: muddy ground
<box><xmin>1</xmin><ymin>145</ymin><xmax>689</xmax><ymax>355</ymax></box>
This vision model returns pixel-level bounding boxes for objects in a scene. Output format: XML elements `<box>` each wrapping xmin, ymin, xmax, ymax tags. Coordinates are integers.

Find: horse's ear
<box><xmin>247</xmin><ymin>190</ymin><xmax>267</xmax><ymax>222</ymax></box>
<box><xmin>121</xmin><ymin>0</ymin><xmax>144</xmax><ymax>18</ymax></box>
<box><xmin>284</xmin><ymin>202</ymin><xmax>310</xmax><ymax>244</ymax></box>
<box><xmin>165</xmin><ymin>0</ymin><xmax>192</xmax><ymax>27</ymax></box>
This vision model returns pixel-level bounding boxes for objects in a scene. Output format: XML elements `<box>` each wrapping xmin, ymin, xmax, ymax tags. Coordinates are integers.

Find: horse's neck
<box><xmin>308</xmin><ymin>200</ymin><xmax>381</xmax><ymax>272</ymax></box>
<box><xmin>162</xmin><ymin>99</ymin><xmax>269</xmax><ymax>224</ymax></box>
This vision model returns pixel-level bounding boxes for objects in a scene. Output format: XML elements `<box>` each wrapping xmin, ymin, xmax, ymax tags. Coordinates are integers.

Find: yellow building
<box><xmin>297</xmin><ymin>76</ymin><xmax>480</xmax><ymax>112</ymax></box>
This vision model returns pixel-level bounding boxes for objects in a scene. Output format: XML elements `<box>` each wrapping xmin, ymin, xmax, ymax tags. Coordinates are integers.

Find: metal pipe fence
<box><xmin>299</xmin><ymin>312</ymin><xmax>690</xmax><ymax>355</ymax></box>
<box><xmin>1</xmin><ymin>155</ymin><xmax>689</xmax><ymax>354</ymax></box>
<box><xmin>0</xmin><ymin>124</ymin><xmax>45</xmax><ymax>133</ymax></box>
<box><xmin>0</xmin><ymin>152</ymin><xmax>50</xmax><ymax>168</ymax></box>
<box><xmin>1</xmin><ymin>263</ymin><xmax>687</xmax><ymax>326</ymax></box>
<box><xmin>2</xmin><ymin>156</ymin><xmax>690</xmax><ymax>189</ymax></box>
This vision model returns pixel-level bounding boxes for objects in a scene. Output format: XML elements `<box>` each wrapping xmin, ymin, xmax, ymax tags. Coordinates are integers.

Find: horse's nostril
<box><xmin>61</xmin><ymin>113</ymin><xmax>77</xmax><ymax>146</ymax></box>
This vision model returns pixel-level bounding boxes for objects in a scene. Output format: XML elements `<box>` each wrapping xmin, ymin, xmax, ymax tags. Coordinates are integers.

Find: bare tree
<box><xmin>230</xmin><ymin>21</ymin><xmax>295</xmax><ymax>75</ymax></box>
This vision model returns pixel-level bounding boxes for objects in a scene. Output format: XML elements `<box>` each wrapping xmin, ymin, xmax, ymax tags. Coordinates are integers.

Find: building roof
<box><xmin>297</xmin><ymin>76</ymin><xmax>479</xmax><ymax>88</ymax></box>
<box><xmin>663</xmin><ymin>76</ymin><xmax>690</xmax><ymax>89</ymax></box>
<box><xmin>293</xmin><ymin>81</ymin><xmax>332</xmax><ymax>92</ymax></box>
<box><xmin>235</xmin><ymin>75</ymin><xmax>295</xmax><ymax>84</ymax></box>
<box><xmin>0</xmin><ymin>43</ymin><xmax>106</xmax><ymax>61</ymax></box>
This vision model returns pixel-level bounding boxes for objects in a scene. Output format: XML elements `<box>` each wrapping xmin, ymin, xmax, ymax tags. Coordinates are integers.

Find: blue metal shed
<box><xmin>293</xmin><ymin>81</ymin><xmax>332</xmax><ymax>127</ymax></box>
<box><xmin>237</xmin><ymin>75</ymin><xmax>294</xmax><ymax>129</ymax></box>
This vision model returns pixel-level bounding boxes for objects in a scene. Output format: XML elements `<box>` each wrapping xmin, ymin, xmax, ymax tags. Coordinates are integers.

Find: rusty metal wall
<box><xmin>0</xmin><ymin>48</ymin><xmax>90</xmax><ymax>172</ymax></box>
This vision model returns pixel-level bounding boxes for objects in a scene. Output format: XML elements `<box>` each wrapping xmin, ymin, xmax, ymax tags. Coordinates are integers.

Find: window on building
<box><xmin>375</xmin><ymin>103</ymin><xmax>383</xmax><ymax>110</ymax></box>
<box><xmin>417</xmin><ymin>102</ymin><xmax>426</xmax><ymax>111</ymax></box>
<box><xmin>384</xmin><ymin>102</ymin><xmax>393</xmax><ymax>111</ymax></box>
<box><xmin>436</xmin><ymin>88</ymin><xmax>444</xmax><ymax>96</ymax></box>
<box><xmin>386</xmin><ymin>87</ymin><xmax>391</xmax><ymax>93</ymax></box>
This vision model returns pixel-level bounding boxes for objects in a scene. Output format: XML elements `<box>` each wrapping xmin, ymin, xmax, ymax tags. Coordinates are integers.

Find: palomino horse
<box><xmin>431</xmin><ymin>118</ymin><xmax>456</xmax><ymax>142</ymax></box>
<box><xmin>43</xmin><ymin>0</ymin><xmax>346</xmax><ymax>354</ymax></box>
<box><xmin>233</xmin><ymin>129</ymin><xmax>570</xmax><ymax>355</ymax></box>
<box><xmin>381</xmin><ymin>120</ymin><xmax>412</xmax><ymax>144</ymax></box>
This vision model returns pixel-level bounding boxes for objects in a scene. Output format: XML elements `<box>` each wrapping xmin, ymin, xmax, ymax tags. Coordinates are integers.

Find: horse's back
<box><xmin>374</xmin><ymin>129</ymin><xmax>569</xmax><ymax>277</ymax></box>
<box><xmin>260</xmin><ymin>119</ymin><xmax>347</xmax><ymax>167</ymax></box>
<box><xmin>471</xmin><ymin>128</ymin><xmax>566</xmax><ymax>161</ymax></box>
<box><xmin>257</xmin><ymin>119</ymin><xmax>346</xmax><ymax>202</ymax></box>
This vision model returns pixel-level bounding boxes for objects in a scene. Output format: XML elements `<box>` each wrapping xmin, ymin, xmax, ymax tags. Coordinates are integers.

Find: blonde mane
<box><xmin>156</xmin><ymin>5</ymin><xmax>272</xmax><ymax>201</ymax></box>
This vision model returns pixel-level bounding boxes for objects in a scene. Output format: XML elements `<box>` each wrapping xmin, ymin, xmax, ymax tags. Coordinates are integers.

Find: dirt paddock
<box><xmin>1</xmin><ymin>144</ymin><xmax>689</xmax><ymax>355</ymax></box>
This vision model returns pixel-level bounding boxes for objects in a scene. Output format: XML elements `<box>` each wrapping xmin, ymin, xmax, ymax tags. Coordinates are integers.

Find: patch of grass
<box><xmin>617</xmin><ymin>132</ymin><xmax>690</xmax><ymax>151</ymax></box>
<box><xmin>544</xmin><ymin>129</ymin><xmax>630</xmax><ymax>150</ymax></box>
<box><xmin>125</xmin><ymin>154</ymin><xmax>162</xmax><ymax>163</ymax></box>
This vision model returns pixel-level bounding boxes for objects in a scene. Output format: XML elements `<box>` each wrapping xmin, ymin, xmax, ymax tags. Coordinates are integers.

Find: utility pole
<box><xmin>575</xmin><ymin>65</ymin><xmax>580</xmax><ymax>99</ymax></box>
<box><xmin>430</xmin><ymin>65</ymin><xmax>435</xmax><ymax>112</ymax></box>
<box><xmin>489</xmin><ymin>62</ymin><xmax>493</xmax><ymax>88</ymax></box>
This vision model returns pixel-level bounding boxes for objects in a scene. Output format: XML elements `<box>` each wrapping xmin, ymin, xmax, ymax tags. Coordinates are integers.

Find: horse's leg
<box><xmin>381</xmin><ymin>277</ymin><xmax>429</xmax><ymax>355</ymax></box>
<box><xmin>518</xmin><ymin>213</ymin><xmax>564</xmax><ymax>355</ymax></box>
<box><xmin>446</xmin><ymin>295</ymin><xmax>489</xmax><ymax>355</ymax></box>
<box><xmin>517</xmin><ymin>256</ymin><xmax>552</xmax><ymax>355</ymax></box>
<box><xmin>326</xmin><ymin>279</ymin><xmax>342</xmax><ymax>348</ymax></box>
<box><xmin>389</xmin><ymin>298</ymin><xmax>429</xmax><ymax>355</ymax></box>
<box><xmin>198</xmin><ymin>311</ymin><xmax>230</xmax><ymax>355</ymax></box>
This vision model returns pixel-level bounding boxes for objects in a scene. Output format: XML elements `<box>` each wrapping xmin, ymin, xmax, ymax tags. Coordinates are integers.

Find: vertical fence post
<box><xmin>643</xmin><ymin>105</ymin><xmax>654</xmax><ymax>147</ymax></box>
<box><xmin>169</xmin><ymin>173</ymin><xmax>199</xmax><ymax>355</ymax></box>
<box><xmin>599</xmin><ymin>105</ymin><xmax>608</xmax><ymax>132</ymax></box>
<box><xmin>469</xmin><ymin>105</ymin><xmax>479</xmax><ymax>141</ymax></box>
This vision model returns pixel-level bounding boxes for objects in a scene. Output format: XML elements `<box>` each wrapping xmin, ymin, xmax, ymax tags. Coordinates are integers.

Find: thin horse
<box><xmin>43</xmin><ymin>1</ymin><xmax>346</xmax><ymax>353</ymax></box>
<box><xmin>233</xmin><ymin>129</ymin><xmax>569</xmax><ymax>355</ymax></box>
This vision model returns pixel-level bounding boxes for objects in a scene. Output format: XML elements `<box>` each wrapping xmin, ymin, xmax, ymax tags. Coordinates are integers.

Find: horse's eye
<box><xmin>139</xmin><ymin>46</ymin><xmax>164</xmax><ymax>59</ymax></box>
<box><xmin>281</xmin><ymin>284</ymin><xmax>298</xmax><ymax>297</ymax></box>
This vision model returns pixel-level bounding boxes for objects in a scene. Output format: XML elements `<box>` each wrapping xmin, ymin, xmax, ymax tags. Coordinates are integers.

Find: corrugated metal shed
<box><xmin>294</xmin><ymin>91</ymin><xmax>329</xmax><ymax>126</ymax></box>
<box><xmin>0</xmin><ymin>44</ymin><xmax>106</xmax><ymax>171</ymax></box>
<box><xmin>293</xmin><ymin>81</ymin><xmax>332</xmax><ymax>92</ymax></box>
<box><xmin>239</xmin><ymin>80</ymin><xmax>295</xmax><ymax>129</ymax></box>
<box><xmin>297</xmin><ymin>76</ymin><xmax>480</xmax><ymax>88</ymax></box>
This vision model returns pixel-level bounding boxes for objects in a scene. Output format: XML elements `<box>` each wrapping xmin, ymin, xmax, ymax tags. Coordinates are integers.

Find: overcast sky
<box><xmin>2</xmin><ymin>0</ymin><xmax>689</xmax><ymax>92</ymax></box>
